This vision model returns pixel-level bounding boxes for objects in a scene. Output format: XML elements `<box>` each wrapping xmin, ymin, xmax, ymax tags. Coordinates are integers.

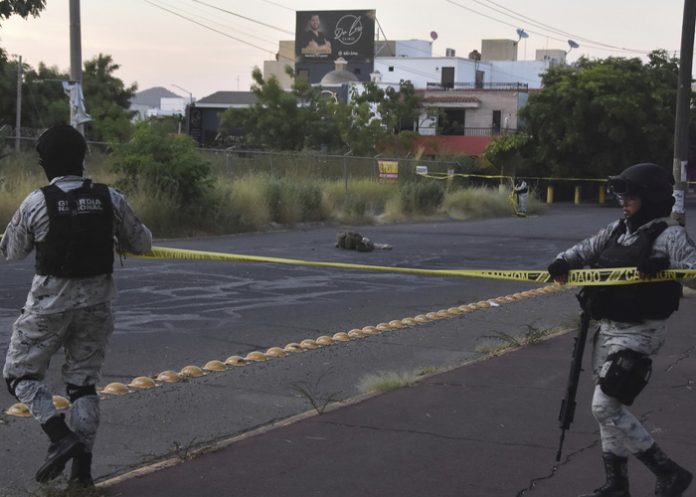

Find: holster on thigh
<box><xmin>599</xmin><ymin>349</ymin><xmax>652</xmax><ymax>406</ymax></box>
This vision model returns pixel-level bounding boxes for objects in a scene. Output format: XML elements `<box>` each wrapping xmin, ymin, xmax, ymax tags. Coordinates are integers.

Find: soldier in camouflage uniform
<box><xmin>548</xmin><ymin>164</ymin><xmax>696</xmax><ymax>497</ymax></box>
<box><xmin>1</xmin><ymin>124</ymin><xmax>152</xmax><ymax>488</ymax></box>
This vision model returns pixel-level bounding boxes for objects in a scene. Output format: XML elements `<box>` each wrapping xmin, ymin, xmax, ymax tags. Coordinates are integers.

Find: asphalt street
<box><xmin>1</xmin><ymin>203</ymin><xmax>694</xmax><ymax>496</ymax></box>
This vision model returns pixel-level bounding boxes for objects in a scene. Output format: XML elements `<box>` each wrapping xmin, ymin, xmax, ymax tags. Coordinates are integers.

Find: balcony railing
<box><xmin>426</xmin><ymin>82</ymin><xmax>529</xmax><ymax>91</ymax></box>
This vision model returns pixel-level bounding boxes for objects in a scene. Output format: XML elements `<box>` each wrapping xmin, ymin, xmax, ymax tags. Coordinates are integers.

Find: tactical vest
<box><xmin>35</xmin><ymin>180</ymin><xmax>114</xmax><ymax>278</ymax></box>
<box><xmin>582</xmin><ymin>220</ymin><xmax>681</xmax><ymax>321</ymax></box>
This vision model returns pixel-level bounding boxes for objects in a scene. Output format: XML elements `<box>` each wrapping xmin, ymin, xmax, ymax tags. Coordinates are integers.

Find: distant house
<box><xmin>129</xmin><ymin>87</ymin><xmax>187</xmax><ymax>121</ymax></box>
<box><xmin>187</xmin><ymin>91</ymin><xmax>257</xmax><ymax>147</ymax></box>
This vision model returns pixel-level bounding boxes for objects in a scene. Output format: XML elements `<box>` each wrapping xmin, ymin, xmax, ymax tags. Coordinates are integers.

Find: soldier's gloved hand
<box><xmin>637</xmin><ymin>256</ymin><xmax>670</xmax><ymax>278</ymax></box>
<box><xmin>547</xmin><ymin>258</ymin><xmax>570</xmax><ymax>284</ymax></box>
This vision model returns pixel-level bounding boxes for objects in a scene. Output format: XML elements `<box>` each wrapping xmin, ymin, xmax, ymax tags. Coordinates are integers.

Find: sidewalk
<box><xmin>104</xmin><ymin>291</ymin><xmax>696</xmax><ymax>497</ymax></box>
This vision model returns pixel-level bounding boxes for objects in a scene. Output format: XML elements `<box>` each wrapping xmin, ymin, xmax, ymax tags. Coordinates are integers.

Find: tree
<box><xmin>0</xmin><ymin>0</ymin><xmax>45</xmax><ymax>23</ymax></box>
<box><xmin>219</xmin><ymin>69</ymin><xmax>424</xmax><ymax>155</ymax></box>
<box><xmin>515</xmin><ymin>50</ymin><xmax>681</xmax><ymax>178</ymax></box>
<box><xmin>82</xmin><ymin>53</ymin><xmax>137</xmax><ymax>142</ymax></box>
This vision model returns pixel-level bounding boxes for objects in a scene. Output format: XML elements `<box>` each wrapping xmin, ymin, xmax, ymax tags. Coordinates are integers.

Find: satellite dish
<box><xmin>430</xmin><ymin>31</ymin><xmax>438</xmax><ymax>41</ymax></box>
<box><xmin>516</xmin><ymin>28</ymin><xmax>529</xmax><ymax>40</ymax></box>
<box><xmin>568</xmin><ymin>39</ymin><xmax>579</xmax><ymax>50</ymax></box>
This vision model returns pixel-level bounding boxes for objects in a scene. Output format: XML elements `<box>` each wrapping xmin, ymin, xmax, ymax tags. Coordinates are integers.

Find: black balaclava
<box><xmin>608</xmin><ymin>163</ymin><xmax>675</xmax><ymax>232</ymax></box>
<box><xmin>35</xmin><ymin>124</ymin><xmax>86</xmax><ymax>181</ymax></box>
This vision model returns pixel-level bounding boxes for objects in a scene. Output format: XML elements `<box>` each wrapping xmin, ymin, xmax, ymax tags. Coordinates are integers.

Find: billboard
<box><xmin>295</xmin><ymin>10</ymin><xmax>375</xmax><ymax>64</ymax></box>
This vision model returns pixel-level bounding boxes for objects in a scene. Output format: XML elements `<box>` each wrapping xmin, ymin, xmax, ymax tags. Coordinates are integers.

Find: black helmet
<box><xmin>36</xmin><ymin>124</ymin><xmax>86</xmax><ymax>180</ymax></box>
<box><xmin>608</xmin><ymin>163</ymin><xmax>674</xmax><ymax>199</ymax></box>
<box><xmin>608</xmin><ymin>163</ymin><xmax>675</xmax><ymax>222</ymax></box>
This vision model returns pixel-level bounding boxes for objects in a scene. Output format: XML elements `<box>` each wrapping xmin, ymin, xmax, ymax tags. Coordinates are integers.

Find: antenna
<box><xmin>430</xmin><ymin>31</ymin><xmax>438</xmax><ymax>41</ymax></box>
<box><xmin>567</xmin><ymin>39</ymin><xmax>579</xmax><ymax>54</ymax></box>
<box><xmin>516</xmin><ymin>28</ymin><xmax>529</xmax><ymax>41</ymax></box>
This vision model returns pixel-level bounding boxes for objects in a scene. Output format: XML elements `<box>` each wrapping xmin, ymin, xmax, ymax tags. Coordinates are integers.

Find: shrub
<box><xmin>400</xmin><ymin>180</ymin><xmax>445</xmax><ymax>215</ymax></box>
<box><xmin>110</xmin><ymin>122</ymin><xmax>212</xmax><ymax>206</ymax></box>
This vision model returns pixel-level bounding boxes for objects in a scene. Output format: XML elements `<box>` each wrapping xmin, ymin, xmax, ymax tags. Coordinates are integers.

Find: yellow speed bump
<box><xmin>375</xmin><ymin>323</ymin><xmax>392</xmax><ymax>332</ymax></box>
<box><xmin>128</xmin><ymin>376</ymin><xmax>156</xmax><ymax>389</ymax></box>
<box><xmin>361</xmin><ymin>326</ymin><xmax>379</xmax><ymax>335</ymax></box>
<box><xmin>101</xmin><ymin>382</ymin><xmax>129</xmax><ymax>395</ymax></box>
<box><xmin>245</xmin><ymin>351</ymin><xmax>268</xmax><ymax>362</ymax></box>
<box><xmin>316</xmin><ymin>336</ymin><xmax>335</xmax><ymax>346</ymax></box>
<box><xmin>6</xmin><ymin>402</ymin><xmax>31</xmax><ymax>417</ymax></box>
<box><xmin>203</xmin><ymin>360</ymin><xmax>227</xmax><ymax>372</ymax></box>
<box><xmin>225</xmin><ymin>355</ymin><xmax>247</xmax><ymax>366</ymax></box>
<box><xmin>475</xmin><ymin>301</ymin><xmax>492</xmax><ymax>309</ymax></box>
<box><xmin>414</xmin><ymin>315</ymin><xmax>430</xmax><ymax>324</ymax></box>
<box><xmin>52</xmin><ymin>395</ymin><xmax>70</xmax><ymax>410</ymax></box>
<box><xmin>388</xmin><ymin>320</ymin><xmax>405</xmax><ymax>328</ymax></box>
<box><xmin>156</xmin><ymin>371</ymin><xmax>182</xmax><ymax>383</ymax></box>
<box><xmin>425</xmin><ymin>312</ymin><xmax>440</xmax><ymax>320</ymax></box>
<box><xmin>447</xmin><ymin>307</ymin><xmax>463</xmax><ymax>315</ymax></box>
<box><xmin>435</xmin><ymin>310</ymin><xmax>451</xmax><ymax>318</ymax></box>
<box><xmin>283</xmin><ymin>343</ymin><xmax>304</xmax><ymax>353</ymax></box>
<box><xmin>400</xmin><ymin>317</ymin><xmax>417</xmax><ymax>326</ymax></box>
<box><xmin>347</xmin><ymin>329</ymin><xmax>365</xmax><ymax>338</ymax></box>
<box><xmin>265</xmin><ymin>347</ymin><xmax>287</xmax><ymax>358</ymax></box>
<box><xmin>180</xmin><ymin>365</ymin><xmax>206</xmax><ymax>378</ymax></box>
<box><xmin>332</xmin><ymin>332</ymin><xmax>350</xmax><ymax>342</ymax></box>
<box><xmin>300</xmin><ymin>339</ymin><xmax>319</xmax><ymax>350</ymax></box>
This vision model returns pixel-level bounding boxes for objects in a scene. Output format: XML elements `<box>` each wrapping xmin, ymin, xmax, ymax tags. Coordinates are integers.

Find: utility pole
<box><xmin>15</xmin><ymin>55</ymin><xmax>22</xmax><ymax>153</ymax></box>
<box><xmin>672</xmin><ymin>0</ymin><xmax>696</xmax><ymax>226</ymax></box>
<box><xmin>69</xmin><ymin>0</ymin><xmax>84</xmax><ymax>135</ymax></box>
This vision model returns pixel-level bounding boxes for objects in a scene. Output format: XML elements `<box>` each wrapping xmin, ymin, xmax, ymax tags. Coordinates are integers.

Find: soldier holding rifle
<box><xmin>547</xmin><ymin>163</ymin><xmax>696</xmax><ymax>497</ymax></box>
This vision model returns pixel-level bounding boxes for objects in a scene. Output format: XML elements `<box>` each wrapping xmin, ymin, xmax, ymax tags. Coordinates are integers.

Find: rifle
<box><xmin>556</xmin><ymin>308</ymin><xmax>591</xmax><ymax>462</ymax></box>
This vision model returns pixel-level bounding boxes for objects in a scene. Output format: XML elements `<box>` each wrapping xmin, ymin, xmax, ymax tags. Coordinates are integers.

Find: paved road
<box><xmin>1</xmin><ymin>203</ymin><xmax>693</xmax><ymax>495</ymax></box>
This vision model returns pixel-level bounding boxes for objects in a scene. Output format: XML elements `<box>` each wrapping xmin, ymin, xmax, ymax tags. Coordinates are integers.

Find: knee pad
<box><xmin>5</xmin><ymin>375</ymin><xmax>38</xmax><ymax>400</ymax></box>
<box><xmin>66</xmin><ymin>383</ymin><xmax>97</xmax><ymax>402</ymax></box>
<box><xmin>599</xmin><ymin>349</ymin><xmax>652</xmax><ymax>406</ymax></box>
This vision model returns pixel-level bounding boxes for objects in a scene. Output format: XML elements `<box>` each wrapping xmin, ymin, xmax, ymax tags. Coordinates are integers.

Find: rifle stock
<box><xmin>556</xmin><ymin>309</ymin><xmax>591</xmax><ymax>461</ymax></box>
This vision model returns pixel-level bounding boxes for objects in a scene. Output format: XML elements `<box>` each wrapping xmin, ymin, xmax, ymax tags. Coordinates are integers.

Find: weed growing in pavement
<box><xmin>172</xmin><ymin>437</ymin><xmax>199</xmax><ymax>461</ymax></box>
<box><xmin>290</xmin><ymin>371</ymin><xmax>342</xmax><ymax>415</ymax></box>
<box><xmin>357</xmin><ymin>367</ymin><xmax>435</xmax><ymax>394</ymax></box>
<box><xmin>477</xmin><ymin>322</ymin><xmax>557</xmax><ymax>355</ymax></box>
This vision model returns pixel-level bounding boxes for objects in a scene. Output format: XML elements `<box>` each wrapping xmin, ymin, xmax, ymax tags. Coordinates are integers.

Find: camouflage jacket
<box><xmin>1</xmin><ymin>176</ymin><xmax>152</xmax><ymax>314</ymax></box>
<box><xmin>556</xmin><ymin>217</ymin><xmax>696</xmax><ymax>271</ymax></box>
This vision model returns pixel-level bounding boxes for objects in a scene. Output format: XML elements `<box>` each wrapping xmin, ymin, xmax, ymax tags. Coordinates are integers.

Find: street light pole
<box><xmin>15</xmin><ymin>55</ymin><xmax>22</xmax><ymax>153</ymax></box>
<box><xmin>69</xmin><ymin>0</ymin><xmax>84</xmax><ymax>135</ymax></box>
<box><xmin>171</xmin><ymin>84</ymin><xmax>193</xmax><ymax>135</ymax></box>
<box><xmin>672</xmin><ymin>0</ymin><xmax>696</xmax><ymax>226</ymax></box>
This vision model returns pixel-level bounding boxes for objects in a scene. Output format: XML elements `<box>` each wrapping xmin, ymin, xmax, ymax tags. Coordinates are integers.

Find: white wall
<box><xmin>374</xmin><ymin>57</ymin><xmax>491</xmax><ymax>87</ymax></box>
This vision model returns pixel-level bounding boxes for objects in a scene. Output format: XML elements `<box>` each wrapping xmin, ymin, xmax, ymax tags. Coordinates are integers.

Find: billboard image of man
<box><xmin>301</xmin><ymin>14</ymin><xmax>332</xmax><ymax>55</ymax></box>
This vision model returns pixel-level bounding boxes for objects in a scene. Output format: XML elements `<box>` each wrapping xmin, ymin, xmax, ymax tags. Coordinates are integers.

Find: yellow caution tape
<box><xmin>134</xmin><ymin>246</ymin><xmax>696</xmax><ymax>287</ymax></box>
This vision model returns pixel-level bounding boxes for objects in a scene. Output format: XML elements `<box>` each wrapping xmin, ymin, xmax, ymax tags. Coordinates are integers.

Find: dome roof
<box><xmin>320</xmin><ymin>69</ymin><xmax>360</xmax><ymax>85</ymax></box>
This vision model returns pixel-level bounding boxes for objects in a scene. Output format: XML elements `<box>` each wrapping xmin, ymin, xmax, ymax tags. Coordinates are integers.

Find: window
<box><xmin>388</xmin><ymin>66</ymin><xmax>394</xmax><ymax>72</ymax></box>
<box><xmin>441</xmin><ymin>67</ymin><xmax>455</xmax><ymax>89</ymax></box>
<box><xmin>438</xmin><ymin>108</ymin><xmax>465</xmax><ymax>135</ymax></box>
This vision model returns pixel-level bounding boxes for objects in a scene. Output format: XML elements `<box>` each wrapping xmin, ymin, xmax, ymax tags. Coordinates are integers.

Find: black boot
<box><xmin>35</xmin><ymin>414</ymin><xmax>85</xmax><ymax>483</ymax></box>
<box><xmin>69</xmin><ymin>451</ymin><xmax>95</xmax><ymax>489</ymax></box>
<box><xmin>635</xmin><ymin>444</ymin><xmax>692</xmax><ymax>497</ymax></box>
<box><xmin>579</xmin><ymin>452</ymin><xmax>631</xmax><ymax>497</ymax></box>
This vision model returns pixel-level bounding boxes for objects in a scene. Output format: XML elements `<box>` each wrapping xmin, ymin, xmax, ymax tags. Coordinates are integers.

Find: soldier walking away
<box><xmin>514</xmin><ymin>178</ymin><xmax>529</xmax><ymax>216</ymax></box>
<box><xmin>1</xmin><ymin>124</ymin><xmax>152</xmax><ymax>489</ymax></box>
<box><xmin>547</xmin><ymin>163</ymin><xmax>696</xmax><ymax>497</ymax></box>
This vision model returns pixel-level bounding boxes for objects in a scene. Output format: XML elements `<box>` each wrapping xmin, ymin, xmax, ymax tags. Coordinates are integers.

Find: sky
<box><xmin>0</xmin><ymin>0</ymin><xmax>687</xmax><ymax>100</ymax></box>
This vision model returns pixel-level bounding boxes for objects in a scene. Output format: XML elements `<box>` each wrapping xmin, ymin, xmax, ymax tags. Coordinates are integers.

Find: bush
<box><xmin>110</xmin><ymin>122</ymin><xmax>212</xmax><ymax>206</ymax></box>
<box><xmin>400</xmin><ymin>181</ymin><xmax>445</xmax><ymax>215</ymax></box>
<box><xmin>442</xmin><ymin>187</ymin><xmax>513</xmax><ymax>219</ymax></box>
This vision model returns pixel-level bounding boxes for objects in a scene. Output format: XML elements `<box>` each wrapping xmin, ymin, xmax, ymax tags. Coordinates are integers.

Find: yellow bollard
<box><xmin>574</xmin><ymin>186</ymin><xmax>581</xmax><ymax>205</ymax></box>
<box><xmin>598</xmin><ymin>184</ymin><xmax>606</xmax><ymax>204</ymax></box>
<box><xmin>546</xmin><ymin>185</ymin><xmax>554</xmax><ymax>204</ymax></box>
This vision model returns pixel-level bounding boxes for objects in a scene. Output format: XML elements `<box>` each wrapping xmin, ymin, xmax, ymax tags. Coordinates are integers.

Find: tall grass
<box><xmin>1</xmin><ymin>152</ymin><xmax>544</xmax><ymax>237</ymax></box>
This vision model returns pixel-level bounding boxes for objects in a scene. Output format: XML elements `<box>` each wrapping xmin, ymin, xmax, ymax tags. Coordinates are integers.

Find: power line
<box><xmin>156</xmin><ymin>0</ymin><xmax>276</xmax><ymax>45</ymax></box>
<box><xmin>142</xmin><ymin>0</ymin><xmax>277</xmax><ymax>55</ymax></box>
<box><xmin>445</xmin><ymin>0</ymin><xmax>651</xmax><ymax>55</ymax></box>
<box><xmin>189</xmin><ymin>0</ymin><xmax>294</xmax><ymax>35</ymax></box>
<box><xmin>476</xmin><ymin>0</ymin><xmax>651</xmax><ymax>54</ymax></box>
<box><xmin>259</xmin><ymin>0</ymin><xmax>295</xmax><ymax>12</ymax></box>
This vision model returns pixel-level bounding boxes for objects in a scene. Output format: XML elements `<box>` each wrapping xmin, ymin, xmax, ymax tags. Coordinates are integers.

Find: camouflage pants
<box><xmin>590</xmin><ymin>319</ymin><xmax>667</xmax><ymax>456</ymax></box>
<box><xmin>3</xmin><ymin>302</ymin><xmax>113</xmax><ymax>450</ymax></box>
